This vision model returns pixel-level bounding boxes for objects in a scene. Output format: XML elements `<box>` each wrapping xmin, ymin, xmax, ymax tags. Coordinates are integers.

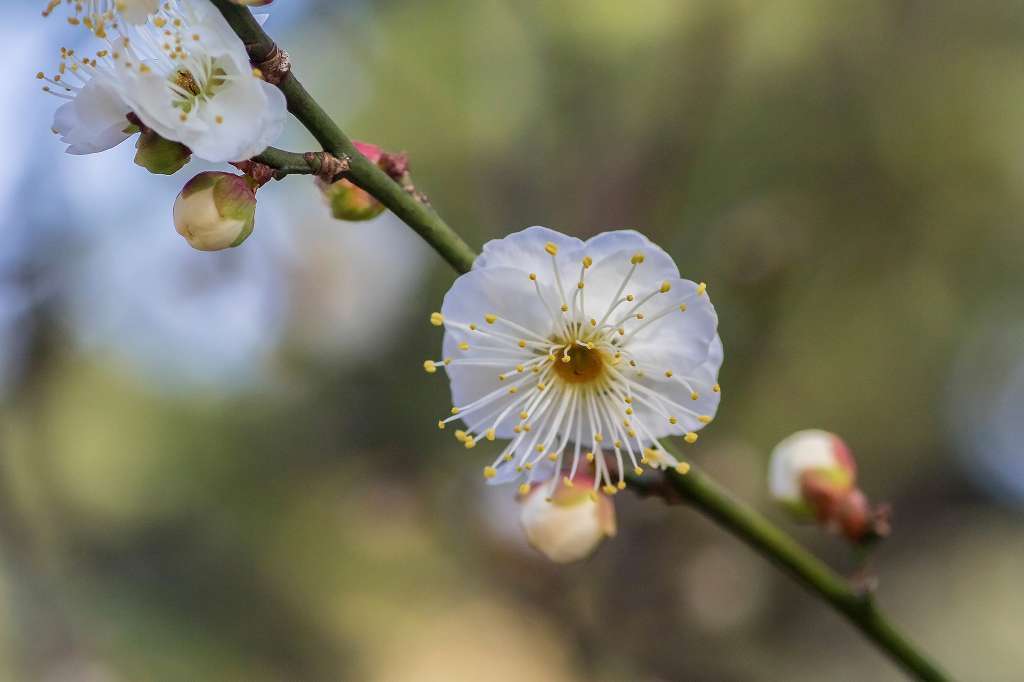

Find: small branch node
<box><xmin>253</xmin><ymin>44</ymin><xmax>292</xmax><ymax>85</ymax></box>
<box><xmin>306</xmin><ymin>152</ymin><xmax>351</xmax><ymax>183</ymax></box>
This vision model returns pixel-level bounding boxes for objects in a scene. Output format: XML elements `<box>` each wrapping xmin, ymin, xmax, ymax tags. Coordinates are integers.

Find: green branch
<box><xmin>210</xmin><ymin>2</ymin><xmax>951</xmax><ymax>679</ymax></box>
<box><xmin>253</xmin><ymin>147</ymin><xmax>322</xmax><ymax>177</ymax></box>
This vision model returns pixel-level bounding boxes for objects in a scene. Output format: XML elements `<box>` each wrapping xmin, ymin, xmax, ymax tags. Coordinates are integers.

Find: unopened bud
<box><xmin>173</xmin><ymin>172</ymin><xmax>257</xmax><ymax>251</ymax></box>
<box><xmin>769</xmin><ymin>429</ymin><xmax>856</xmax><ymax>521</ymax></box>
<box><xmin>134</xmin><ymin>129</ymin><xmax>191</xmax><ymax>175</ymax></box>
<box><xmin>315</xmin><ymin>141</ymin><xmax>408</xmax><ymax>222</ymax></box>
<box><xmin>519</xmin><ymin>476</ymin><xmax>616</xmax><ymax>563</ymax></box>
<box><xmin>769</xmin><ymin>430</ymin><xmax>890</xmax><ymax>544</ymax></box>
<box><xmin>230</xmin><ymin>0</ymin><xmax>273</xmax><ymax>5</ymax></box>
<box><xmin>317</xmin><ymin>177</ymin><xmax>385</xmax><ymax>222</ymax></box>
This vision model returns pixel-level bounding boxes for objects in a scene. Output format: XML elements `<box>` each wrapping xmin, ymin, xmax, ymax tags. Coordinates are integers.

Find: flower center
<box><xmin>552</xmin><ymin>341</ymin><xmax>606</xmax><ymax>384</ymax></box>
<box><xmin>174</xmin><ymin>69</ymin><xmax>202</xmax><ymax>97</ymax></box>
<box><xmin>170</xmin><ymin>63</ymin><xmax>229</xmax><ymax>114</ymax></box>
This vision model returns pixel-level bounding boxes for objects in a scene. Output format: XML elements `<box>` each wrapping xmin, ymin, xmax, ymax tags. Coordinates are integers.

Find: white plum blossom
<box><xmin>427</xmin><ymin>226</ymin><xmax>723</xmax><ymax>497</ymax></box>
<box><xmin>40</xmin><ymin>0</ymin><xmax>286</xmax><ymax>163</ymax></box>
<box><xmin>43</xmin><ymin>0</ymin><xmax>161</xmax><ymax>32</ymax></box>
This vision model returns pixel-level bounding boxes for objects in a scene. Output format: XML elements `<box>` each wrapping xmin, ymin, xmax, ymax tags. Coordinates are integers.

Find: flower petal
<box><xmin>475</xmin><ymin>225</ymin><xmax>585</xmax><ymax>273</ymax></box>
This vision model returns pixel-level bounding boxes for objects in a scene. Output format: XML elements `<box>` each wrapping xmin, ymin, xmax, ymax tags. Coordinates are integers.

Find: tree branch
<box><xmin>210</xmin><ymin>2</ymin><xmax>951</xmax><ymax>679</ymax></box>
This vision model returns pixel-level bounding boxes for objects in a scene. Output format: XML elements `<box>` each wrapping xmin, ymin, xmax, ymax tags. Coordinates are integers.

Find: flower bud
<box><xmin>317</xmin><ymin>177</ymin><xmax>385</xmax><ymax>222</ymax></box>
<box><xmin>134</xmin><ymin>128</ymin><xmax>191</xmax><ymax>175</ymax></box>
<box><xmin>768</xmin><ymin>429</ymin><xmax>856</xmax><ymax>521</ymax></box>
<box><xmin>173</xmin><ymin>172</ymin><xmax>257</xmax><ymax>251</ymax></box>
<box><xmin>230</xmin><ymin>0</ymin><xmax>273</xmax><ymax>5</ymax></box>
<box><xmin>519</xmin><ymin>476</ymin><xmax>616</xmax><ymax>563</ymax></box>
<box><xmin>315</xmin><ymin>141</ymin><xmax>408</xmax><ymax>222</ymax></box>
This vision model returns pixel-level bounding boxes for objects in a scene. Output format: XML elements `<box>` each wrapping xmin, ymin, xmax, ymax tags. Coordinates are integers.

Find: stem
<box><xmin>253</xmin><ymin>147</ymin><xmax>321</xmax><ymax>176</ymax></box>
<box><xmin>211</xmin><ymin>3</ymin><xmax>952</xmax><ymax>679</ymax></box>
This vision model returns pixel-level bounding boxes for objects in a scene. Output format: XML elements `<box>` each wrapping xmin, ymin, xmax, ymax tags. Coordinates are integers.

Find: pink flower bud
<box><xmin>316</xmin><ymin>177</ymin><xmax>386</xmax><ymax>222</ymax></box>
<box><xmin>769</xmin><ymin>430</ymin><xmax>890</xmax><ymax>544</ymax></box>
<box><xmin>314</xmin><ymin>140</ymin><xmax>403</xmax><ymax>222</ymax></box>
<box><xmin>769</xmin><ymin>429</ymin><xmax>856</xmax><ymax>521</ymax></box>
<box><xmin>173</xmin><ymin>172</ymin><xmax>257</xmax><ymax>251</ymax></box>
<box><xmin>518</xmin><ymin>475</ymin><xmax>616</xmax><ymax>563</ymax></box>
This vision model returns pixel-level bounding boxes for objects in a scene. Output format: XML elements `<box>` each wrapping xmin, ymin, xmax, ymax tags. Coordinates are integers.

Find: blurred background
<box><xmin>3</xmin><ymin>0</ymin><xmax>1024</xmax><ymax>679</ymax></box>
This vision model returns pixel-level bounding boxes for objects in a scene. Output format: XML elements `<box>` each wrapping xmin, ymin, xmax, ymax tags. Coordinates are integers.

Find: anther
<box><xmin>582</xmin><ymin>256</ymin><xmax>593</xmax><ymax>268</ymax></box>
<box><xmin>631</xmin><ymin>252</ymin><xmax>645</xmax><ymax>265</ymax></box>
<box><xmin>485</xmin><ymin>313</ymin><xmax>497</xmax><ymax>324</ymax></box>
<box><xmin>458</xmin><ymin>342</ymin><xmax>470</xmax><ymax>351</ymax></box>
<box><xmin>423</xmin><ymin>360</ymin><xmax>437</xmax><ymax>374</ymax></box>
<box><xmin>690</xmin><ymin>391</ymin><xmax>699</xmax><ymax>401</ymax></box>
<box><xmin>544</xmin><ymin>242</ymin><xmax>559</xmax><ymax>256</ymax></box>
<box><xmin>684</xmin><ymin>432</ymin><xmax>699</xmax><ymax>444</ymax></box>
<box><xmin>697</xmin><ymin>282</ymin><xmax>707</xmax><ymax>296</ymax></box>
<box><xmin>483</xmin><ymin>466</ymin><xmax>497</xmax><ymax>479</ymax></box>
<box><xmin>585</xmin><ymin>452</ymin><xmax>595</xmax><ymax>462</ymax></box>
<box><xmin>518</xmin><ymin>483</ymin><xmax>531</xmax><ymax>496</ymax></box>
<box><xmin>660</xmin><ymin>281</ymin><xmax>671</xmax><ymax>293</ymax></box>
<box><xmin>430</xmin><ymin>312</ymin><xmax>444</xmax><ymax>326</ymax></box>
<box><xmin>698</xmin><ymin>416</ymin><xmax>712</xmax><ymax>424</ymax></box>
<box><xmin>675</xmin><ymin>462</ymin><xmax>691</xmax><ymax>475</ymax></box>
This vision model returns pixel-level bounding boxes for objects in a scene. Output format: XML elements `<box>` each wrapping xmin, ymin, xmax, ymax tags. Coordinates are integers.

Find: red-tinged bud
<box><xmin>519</xmin><ymin>475</ymin><xmax>616</xmax><ymax>563</ymax></box>
<box><xmin>315</xmin><ymin>141</ymin><xmax>410</xmax><ymax>222</ymax></box>
<box><xmin>769</xmin><ymin>429</ymin><xmax>889</xmax><ymax>545</ymax></box>
<box><xmin>770</xmin><ymin>430</ymin><xmax>856</xmax><ymax>520</ymax></box>
<box><xmin>173</xmin><ymin>172</ymin><xmax>257</xmax><ymax>251</ymax></box>
<box><xmin>316</xmin><ymin>177</ymin><xmax>386</xmax><ymax>222</ymax></box>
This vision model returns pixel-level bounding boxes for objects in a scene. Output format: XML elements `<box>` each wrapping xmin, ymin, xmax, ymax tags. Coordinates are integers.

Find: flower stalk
<box><xmin>209</xmin><ymin>2</ymin><xmax>950</xmax><ymax>679</ymax></box>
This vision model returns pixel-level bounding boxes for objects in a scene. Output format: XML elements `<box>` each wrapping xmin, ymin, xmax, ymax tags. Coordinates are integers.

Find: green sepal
<box><xmin>134</xmin><ymin>129</ymin><xmax>191</xmax><ymax>175</ymax></box>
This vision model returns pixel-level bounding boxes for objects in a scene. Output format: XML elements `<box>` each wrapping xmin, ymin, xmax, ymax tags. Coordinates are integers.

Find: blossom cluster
<box><xmin>39</xmin><ymin>0</ymin><xmax>285</xmax><ymax>249</ymax></box>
